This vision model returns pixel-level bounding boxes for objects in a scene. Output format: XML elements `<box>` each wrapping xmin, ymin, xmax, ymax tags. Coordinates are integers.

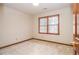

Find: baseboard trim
<box><xmin>0</xmin><ymin>38</ymin><xmax>32</xmax><ymax>49</ymax></box>
<box><xmin>32</xmin><ymin>38</ymin><xmax>72</xmax><ymax>46</ymax></box>
<box><xmin>0</xmin><ymin>38</ymin><xmax>72</xmax><ymax>49</ymax></box>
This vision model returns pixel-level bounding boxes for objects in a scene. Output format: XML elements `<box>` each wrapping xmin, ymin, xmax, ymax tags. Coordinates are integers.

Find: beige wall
<box><xmin>0</xmin><ymin>5</ymin><xmax>33</xmax><ymax>47</ymax></box>
<box><xmin>33</xmin><ymin>7</ymin><xmax>73</xmax><ymax>44</ymax></box>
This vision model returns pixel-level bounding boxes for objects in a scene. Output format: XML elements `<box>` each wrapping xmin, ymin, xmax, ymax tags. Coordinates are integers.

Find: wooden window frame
<box><xmin>38</xmin><ymin>14</ymin><xmax>60</xmax><ymax>35</ymax></box>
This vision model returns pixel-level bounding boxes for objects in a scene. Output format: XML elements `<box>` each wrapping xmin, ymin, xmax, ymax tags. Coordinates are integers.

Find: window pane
<box><xmin>48</xmin><ymin>17</ymin><xmax>54</xmax><ymax>25</ymax></box>
<box><xmin>40</xmin><ymin>26</ymin><xmax>47</xmax><ymax>33</ymax></box>
<box><xmin>48</xmin><ymin>25</ymin><xmax>58</xmax><ymax>33</ymax></box>
<box><xmin>48</xmin><ymin>16</ymin><xmax>58</xmax><ymax>25</ymax></box>
<box><xmin>40</xmin><ymin>18</ymin><xmax>47</xmax><ymax>25</ymax></box>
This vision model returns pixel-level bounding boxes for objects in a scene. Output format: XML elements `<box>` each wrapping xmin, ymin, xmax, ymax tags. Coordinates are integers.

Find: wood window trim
<box><xmin>72</xmin><ymin>3</ymin><xmax>79</xmax><ymax>37</ymax></box>
<box><xmin>38</xmin><ymin>14</ymin><xmax>60</xmax><ymax>35</ymax></box>
<box><xmin>75</xmin><ymin>13</ymin><xmax>77</xmax><ymax>37</ymax></box>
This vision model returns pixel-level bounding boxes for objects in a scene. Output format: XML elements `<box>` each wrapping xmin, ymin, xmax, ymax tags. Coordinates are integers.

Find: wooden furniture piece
<box><xmin>72</xmin><ymin>3</ymin><xmax>79</xmax><ymax>55</ymax></box>
<box><xmin>72</xmin><ymin>37</ymin><xmax>79</xmax><ymax>55</ymax></box>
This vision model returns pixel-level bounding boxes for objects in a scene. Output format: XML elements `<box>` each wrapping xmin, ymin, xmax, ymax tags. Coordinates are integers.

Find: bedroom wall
<box><xmin>0</xmin><ymin>5</ymin><xmax>73</xmax><ymax>47</ymax></box>
<box><xmin>33</xmin><ymin>6</ymin><xmax>73</xmax><ymax>44</ymax></box>
<box><xmin>0</xmin><ymin>5</ymin><xmax>33</xmax><ymax>47</ymax></box>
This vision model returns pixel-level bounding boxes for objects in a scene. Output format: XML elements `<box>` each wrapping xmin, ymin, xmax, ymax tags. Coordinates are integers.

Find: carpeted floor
<box><xmin>0</xmin><ymin>39</ymin><xmax>73</xmax><ymax>55</ymax></box>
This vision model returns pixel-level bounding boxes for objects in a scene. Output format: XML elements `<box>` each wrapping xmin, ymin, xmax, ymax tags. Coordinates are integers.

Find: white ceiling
<box><xmin>4</xmin><ymin>3</ymin><xmax>71</xmax><ymax>15</ymax></box>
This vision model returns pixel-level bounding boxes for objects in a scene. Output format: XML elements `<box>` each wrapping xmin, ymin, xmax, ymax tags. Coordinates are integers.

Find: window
<box><xmin>39</xmin><ymin>17</ymin><xmax>47</xmax><ymax>33</ymax></box>
<box><xmin>38</xmin><ymin>14</ymin><xmax>59</xmax><ymax>35</ymax></box>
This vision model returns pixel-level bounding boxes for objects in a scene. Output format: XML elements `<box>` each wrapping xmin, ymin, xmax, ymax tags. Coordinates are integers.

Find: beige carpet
<box><xmin>0</xmin><ymin>39</ymin><xmax>73</xmax><ymax>55</ymax></box>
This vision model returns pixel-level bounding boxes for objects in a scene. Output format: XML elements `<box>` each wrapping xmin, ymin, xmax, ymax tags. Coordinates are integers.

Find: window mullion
<box><xmin>47</xmin><ymin>16</ymin><xmax>49</xmax><ymax>34</ymax></box>
<box><xmin>58</xmin><ymin>14</ymin><xmax>60</xmax><ymax>35</ymax></box>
